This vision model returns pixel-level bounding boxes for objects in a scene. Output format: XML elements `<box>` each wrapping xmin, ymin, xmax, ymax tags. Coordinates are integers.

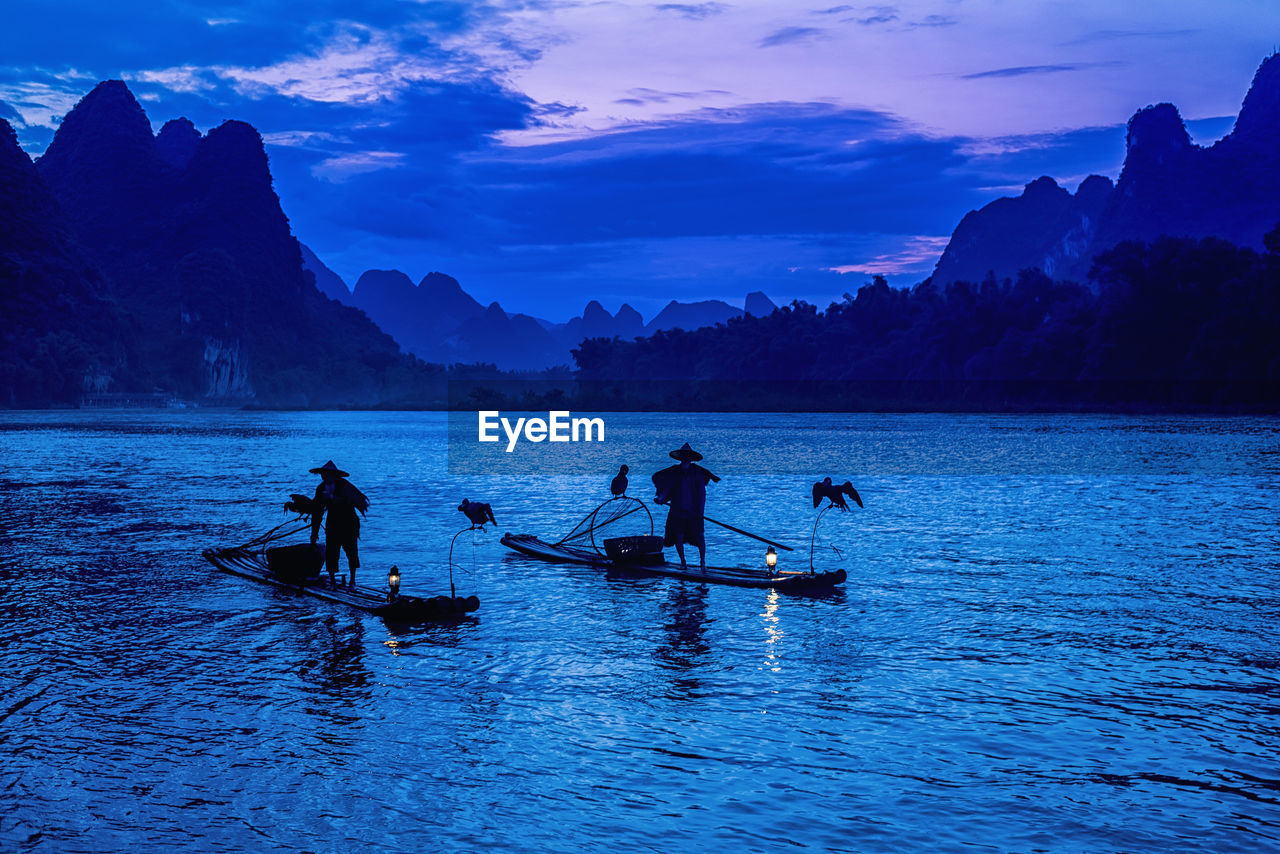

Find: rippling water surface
<box><xmin>2</xmin><ymin>411</ymin><xmax>1278</xmax><ymax>852</ymax></box>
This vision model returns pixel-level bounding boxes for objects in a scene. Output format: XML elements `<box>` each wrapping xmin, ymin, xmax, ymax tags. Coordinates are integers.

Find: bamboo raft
<box><xmin>500</xmin><ymin>497</ymin><xmax>846</xmax><ymax>592</ymax></box>
<box><xmin>204</xmin><ymin>532</ymin><xmax>478</xmax><ymax>623</ymax></box>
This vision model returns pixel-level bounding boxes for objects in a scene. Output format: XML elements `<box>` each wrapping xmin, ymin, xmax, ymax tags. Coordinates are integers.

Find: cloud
<box><xmin>330</xmin><ymin>102</ymin><xmax>975</xmax><ymax>252</ymax></box>
<box><xmin>0</xmin><ymin>73</ymin><xmax>96</xmax><ymax>131</ymax></box>
<box><xmin>260</xmin><ymin>129</ymin><xmax>348</xmax><ymax>147</ymax></box>
<box><xmin>960</xmin><ymin>63</ymin><xmax>1118</xmax><ymax>80</ymax></box>
<box><xmin>0</xmin><ymin>100</ymin><xmax>23</xmax><ymax>125</ymax></box>
<box><xmin>312</xmin><ymin>150</ymin><xmax>406</xmax><ymax>181</ymax></box>
<box><xmin>827</xmin><ymin>235</ymin><xmax>951</xmax><ymax>276</ymax></box>
<box><xmin>846</xmin><ymin>6</ymin><xmax>900</xmax><ymax>25</ymax></box>
<box><xmin>613</xmin><ymin>87</ymin><xmax>733</xmax><ymax>106</ymax></box>
<box><xmin>908</xmin><ymin>14</ymin><xmax>956</xmax><ymax>28</ymax></box>
<box><xmin>1062</xmin><ymin>28</ymin><xmax>1198</xmax><ymax>45</ymax></box>
<box><xmin>655</xmin><ymin>3</ymin><xmax>729</xmax><ymax>20</ymax></box>
<box><xmin>953</xmin><ymin>124</ymin><xmax>1127</xmax><ymax>190</ymax></box>
<box><xmin>759</xmin><ymin>27</ymin><xmax>827</xmax><ymax>48</ymax></box>
<box><xmin>812</xmin><ymin>5</ymin><xmax>950</xmax><ymax>28</ymax></box>
<box><xmin>285</xmin><ymin>92</ymin><xmax>1140</xmax><ymax>314</ymax></box>
<box><xmin>137</xmin><ymin>25</ymin><xmax>485</xmax><ymax>106</ymax></box>
<box><xmin>206</xmin><ymin>83</ymin><xmax>1134</xmax><ymax>314</ymax></box>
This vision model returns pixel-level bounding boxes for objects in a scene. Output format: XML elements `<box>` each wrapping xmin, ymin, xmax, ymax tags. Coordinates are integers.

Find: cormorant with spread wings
<box><xmin>812</xmin><ymin>477</ymin><xmax>862</xmax><ymax>511</ymax></box>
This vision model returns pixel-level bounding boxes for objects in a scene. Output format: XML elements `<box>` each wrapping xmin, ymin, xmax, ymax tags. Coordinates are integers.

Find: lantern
<box><xmin>388</xmin><ymin>565</ymin><xmax>401</xmax><ymax>599</ymax></box>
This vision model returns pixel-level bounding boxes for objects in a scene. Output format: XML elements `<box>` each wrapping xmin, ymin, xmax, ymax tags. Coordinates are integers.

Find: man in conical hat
<box><xmin>651</xmin><ymin>443</ymin><xmax>720</xmax><ymax>572</ymax></box>
<box><xmin>308</xmin><ymin>460</ymin><xmax>369</xmax><ymax>587</ymax></box>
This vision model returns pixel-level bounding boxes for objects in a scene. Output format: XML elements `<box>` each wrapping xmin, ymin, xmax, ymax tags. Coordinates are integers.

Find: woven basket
<box><xmin>266</xmin><ymin>543</ymin><xmax>324</xmax><ymax>581</ymax></box>
<box><xmin>603</xmin><ymin>535</ymin><xmax>664</xmax><ymax>565</ymax></box>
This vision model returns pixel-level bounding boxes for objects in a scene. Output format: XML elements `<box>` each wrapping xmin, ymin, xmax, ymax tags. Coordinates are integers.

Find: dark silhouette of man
<box><xmin>309</xmin><ymin>460</ymin><xmax>368</xmax><ymax>588</ymax></box>
<box><xmin>651</xmin><ymin>443</ymin><xmax>719</xmax><ymax>572</ymax></box>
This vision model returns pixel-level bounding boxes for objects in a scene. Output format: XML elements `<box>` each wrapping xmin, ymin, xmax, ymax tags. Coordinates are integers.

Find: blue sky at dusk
<box><xmin>1</xmin><ymin>1</ymin><xmax>1274</xmax><ymax>318</ymax></box>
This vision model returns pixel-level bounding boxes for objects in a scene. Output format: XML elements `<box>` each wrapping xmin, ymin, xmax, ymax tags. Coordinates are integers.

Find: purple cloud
<box><xmin>962</xmin><ymin>63</ymin><xmax>1106</xmax><ymax>80</ymax></box>
<box><xmin>655</xmin><ymin>3</ymin><xmax>728</xmax><ymax>20</ymax></box>
<box><xmin>759</xmin><ymin>27</ymin><xmax>827</xmax><ymax>48</ymax></box>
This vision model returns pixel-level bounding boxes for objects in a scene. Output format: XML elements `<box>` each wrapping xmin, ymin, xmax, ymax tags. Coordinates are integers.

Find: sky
<box><xmin>1</xmin><ymin>1</ymin><xmax>1276</xmax><ymax>319</ymax></box>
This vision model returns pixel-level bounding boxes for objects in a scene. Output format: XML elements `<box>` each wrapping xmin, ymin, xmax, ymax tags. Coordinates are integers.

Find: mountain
<box><xmin>447</xmin><ymin>302</ymin><xmax>565</xmax><ymax>369</ymax></box>
<box><xmin>614</xmin><ymin>303</ymin><xmax>645</xmax><ymax>335</ymax></box>
<box><xmin>299</xmin><ymin>242</ymin><xmax>352</xmax><ymax>303</ymax></box>
<box><xmin>419</xmin><ymin>271</ymin><xmax>485</xmax><ymax>324</ymax></box>
<box><xmin>22</xmin><ymin>80</ymin><xmax>435</xmax><ymax>406</ymax></box>
<box><xmin>352</xmin><ymin>269</ymin><xmax>419</xmax><ymax>341</ymax></box>
<box><xmin>35</xmin><ymin>80</ymin><xmax>166</xmax><ymax>272</ymax></box>
<box><xmin>551</xmin><ymin>300</ymin><xmax>645</xmax><ymax>348</ymax></box>
<box><xmin>331</xmin><ymin>256</ymin><xmax>770</xmax><ymax>368</ymax></box>
<box><xmin>745</xmin><ymin>291</ymin><xmax>778</xmax><ymax>317</ymax></box>
<box><xmin>1</xmin><ymin>119</ymin><xmax>67</xmax><ymax>255</ymax></box>
<box><xmin>345</xmin><ymin>268</ymin><xmax>488</xmax><ymax>363</ymax></box>
<box><xmin>930</xmin><ymin>54</ymin><xmax>1280</xmax><ymax>288</ymax></box>
<box><xmin>155</xmin><ymin>117</ymin><xmax>201</xmax><ymax>169</ymax></box>
<box><xmin>346</xmin><ymin>270</ymin><xmax>564</xmax><ymax>370</ymax></box>
<box><xmin>647</xmin><ymin>299</ymin><xmax>743</xmax><ymax>332</ymax></box>
<box><xmin>931</xmin><ymin>174</ymin><xmax>1113</xmax><ymax>286</ymax></box>
<box><xmin>0</xmin><ymin>117</ymin><xmax>128</xmax><ymax>405</ymax></box>
<box><xmin>572</xmin><ymin>234</ymin><xmax>1280</xmax><ymax>411</ymax></box>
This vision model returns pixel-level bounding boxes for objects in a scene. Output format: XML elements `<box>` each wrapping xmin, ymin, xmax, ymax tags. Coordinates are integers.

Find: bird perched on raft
<box><xmin>458</xmin><ymin>498</ymin><xmax>497</xmax><ymax>529</ymax></box>
<box><xmin>812</xmin><ymin>478</ymin><xmax>863</xmax><ymax>511</ymax></box>
<box><xmin>610</xmin><ymin>465</ymin><xmax>629</xmax><ymax>497</ymax></box>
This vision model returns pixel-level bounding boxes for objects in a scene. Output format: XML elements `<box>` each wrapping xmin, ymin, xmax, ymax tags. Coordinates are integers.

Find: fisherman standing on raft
<box><xmin>308</xmin><ymin>460</ymin><xmax>369</xmax><ymax>588</ymax></box>
<box><xmin>652</xmin><ymin>443</ymin><xmax>720</xmax><ymax>572</ymax></box>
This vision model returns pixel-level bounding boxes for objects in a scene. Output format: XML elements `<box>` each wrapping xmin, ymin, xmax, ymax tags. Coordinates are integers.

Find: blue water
<box><xmin>1</xmin><ymin>411</ymin><xmax>1278</xmax><ymax>852</ymax></box>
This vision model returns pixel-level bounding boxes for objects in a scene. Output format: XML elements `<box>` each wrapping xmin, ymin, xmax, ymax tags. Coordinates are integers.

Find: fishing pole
<box><xmin>702</xmin><ymin>515</ymin><xmax>794</xmax><ymax>551</ymax></box>
<box><xmin>810</xmin><ymin>503</ymin><xmax>832</xmax><ymax>573</ymax></box>
<box><xmin>447</xmin><ymin>526</ymin><xmax>477</xmax><ymax>598</ymax></box>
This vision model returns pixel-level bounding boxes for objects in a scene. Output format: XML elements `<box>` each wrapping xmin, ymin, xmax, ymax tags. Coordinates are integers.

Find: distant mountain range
<box><xmin>1</xmin><ymin>80</ymin><xmax>440</xmax><ymax>406</ymax></box>
<box><xmin>930</xmin><ymin>53</ymin><xmax>1280</xmax><ymax>288</ymax></box>
<box><xmin>0</xmin><ymin>77</ymin><xmax>774</xmax><ymax>402</ymax></box>
<box><xmin>6</xmin><ymin>56</ymin><xmax>1280</xmax><ymax>405</ymax></box>
<box><xmin>300</xmin><ymin>249</ymin><xmax>778</xmax><ymax>370</ymax></box>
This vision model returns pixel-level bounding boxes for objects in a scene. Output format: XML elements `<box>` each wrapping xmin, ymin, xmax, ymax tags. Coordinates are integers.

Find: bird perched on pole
<box><xmin>812</xmin><ymin>478</ymin><xmax>862</xmax><ymax>511</ymax></box>
<box><xmin>610</xmin><ymin>464</ymin><xmax>629</xmax><ymax>497</ymax></box>
<box><xmin>458</xmin><ymin>498</ymin><xmax>496</xmax><ymax>529</ymax></box>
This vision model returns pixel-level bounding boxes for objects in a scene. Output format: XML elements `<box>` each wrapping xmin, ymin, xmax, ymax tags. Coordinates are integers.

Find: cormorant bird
<box><xmin>458</xmin><ymin>498</ymin><xmax>497</xmax><ymax>529</ymax></box>
<box><xmin>610</xmin><ymin>464</ymin><xmax>629</xmax><ymax>496</ymax></box>
<box><xmin>285</xmin><ymin>493</ymin><xmax>316</xmax><ymax>516</ymax></box>
<box><xmin>812</xmin><ymin>477</ymin><xmax>862</xmax><ymax>511</ymax></box>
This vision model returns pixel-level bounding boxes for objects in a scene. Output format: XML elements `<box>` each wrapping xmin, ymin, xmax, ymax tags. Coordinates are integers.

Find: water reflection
<box><xmin>380</xmin><ymin>620</ymin><xmax>472</xmax><ymax>652</ymax></box>
<box><xmin>761</xmin><ymin>590</ymin><xmax>783</xmax><ymax>673</ymax></box>
<box><xmin>654</xmin><ymin>585</ymin><xmax>709</xmax><ymax>698</ymax></box>
<box><xmin>298</xmin><ymin>615</ymin><xmax>372</xmax><ymax>699</ymax></box>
